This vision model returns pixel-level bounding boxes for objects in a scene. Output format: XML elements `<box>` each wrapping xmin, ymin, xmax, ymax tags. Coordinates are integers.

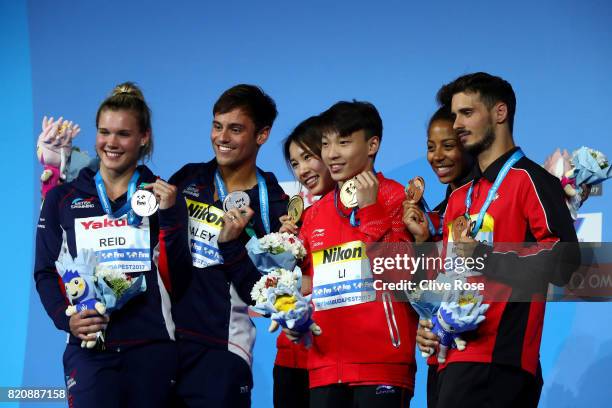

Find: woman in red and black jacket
<box><xmin>273</xmin><ymin>115</ymin><xmax>335</xmax><ymax>408</ymax></box>
<box><xmin>34</xmin><ymin>83</ymin><xmax>187</xmax><ymax>408</ymax></box>
<box><xmin>403</xmin><ymin>106</ymin><xmax>475</xmax><ymax>408</ymax></box>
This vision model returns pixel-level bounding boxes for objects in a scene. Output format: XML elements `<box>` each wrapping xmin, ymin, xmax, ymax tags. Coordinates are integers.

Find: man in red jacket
<box><xmin>289</xmin><ymin>101</ymin><xmax>418</xmax><ymax>407</ymax></box>
<box><xmin>425</xmin><ymin>72</ymin><xmax>579</xmax><ymax>408</ymax></box>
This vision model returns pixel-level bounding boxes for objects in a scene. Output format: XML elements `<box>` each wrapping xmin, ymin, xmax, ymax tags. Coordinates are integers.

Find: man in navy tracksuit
<box><xmin>165</xmin><ymin>84</ymin><xmax>288</xmax><ymax>407</ymax></box>
<box><xmin>35</xmin><ymin>165</ymin><xmax>187</xmax><ymax>407</ymax></box>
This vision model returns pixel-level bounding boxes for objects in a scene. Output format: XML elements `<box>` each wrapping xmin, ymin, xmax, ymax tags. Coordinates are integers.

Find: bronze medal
<box><xmin>287</xmin><ymin>195</ymin><xmax>304</xmax><ymax>223</ymax></box>
<box><xmin>452</xmin><ymin>215</ymin><xmax>470</xmax><ymax>242</ymax></box>
<box><xmin>340</xmin><ymin>179</ymin><xmax>359</xmax><ymax>208</ymax></box>
<box><xmin>405</xmin><ymin>176</ymin><xmax>425</xmax><ymax>204</ymax></box>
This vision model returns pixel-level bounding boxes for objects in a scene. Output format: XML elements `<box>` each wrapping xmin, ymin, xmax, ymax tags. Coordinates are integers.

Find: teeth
<box><xmin>218</xmin><ymin>145</ymin><xmax>233</xmax><ymax>152</ymax></box>
<box><xmin>436</xmin><ymin>166</ymin><xmax>451</xmax><ymax>176</ymax></box>
<box><xmin>105</xmin><ymin>151</ymin><xmax>122</xmax><ymax>158</ymax></box>
<box><xmin>304</xmin><ymin>176</ymin><xmax>318</xmax><ymax>187</ymax></box>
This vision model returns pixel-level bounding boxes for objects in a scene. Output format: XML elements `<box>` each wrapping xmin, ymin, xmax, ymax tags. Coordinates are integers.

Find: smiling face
<box><xmin>427</xmin><ymin>119</ymin><xmax>467</xmax><ymax>185</ymax></box>
<box><xmin>451</xmin><ymin>92</ymin><xmax>496</xmax><ymax>155</ymax></box>
<box><xmin>210</xmin><ymin>108</ymin><xmax>269</xmax><ymax>169</ymax></box>
<box><xmin>96</xmin><ymin>109</ymin><xmax>149</xmax><ymax>177</ymax></box>
<box><xmin>321</xmin><ymin>130</ymin><xmax>379</xmax><ymax>182</ymax></box>
<box><xmin>288</xmin><ymin>141</ymin><xmax>334</xmax><ymax>196</ymax></box>
<box><xmin>65</xmin><ymin>276</ymin><xmax>86</xmax><ymax>300</ymax></box>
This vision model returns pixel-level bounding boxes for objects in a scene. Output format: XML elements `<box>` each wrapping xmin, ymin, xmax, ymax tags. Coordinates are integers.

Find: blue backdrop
<box><xmin>2</xmin><ymin>0</ymin><xmax>611</xmax><ymax>406</ymax></box>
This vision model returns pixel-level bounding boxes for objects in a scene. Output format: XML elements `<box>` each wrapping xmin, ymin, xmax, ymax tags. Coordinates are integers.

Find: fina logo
<box><xmin>71</xmin><ymin>197</ymin><xmax>95</xmax><ymax>210</ymax></box>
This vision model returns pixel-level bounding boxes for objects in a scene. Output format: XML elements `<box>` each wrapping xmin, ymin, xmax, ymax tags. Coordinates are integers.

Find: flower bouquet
<box><xmin>407</xmin><ymin>274</ymin><xmax>488</xmax><ymax>363</ymax></box>
<box><xmin>246</xmin><ymin>232</ymin><xmax>306</xmax><ymax>275</ymax></box>
<box><xmin>250</xmin><ymin>267</ymin><xmax>321</xmax><ymax>345</ymax></box>
<box><xmin>544</xmin><ymin>147</ymin><xmax>612</xmax><ymax>219</ymax></box>
<box><xmin>95</xmin><ymin>268</ymin><xmax>147</xmax><ymax>313</ymax></box>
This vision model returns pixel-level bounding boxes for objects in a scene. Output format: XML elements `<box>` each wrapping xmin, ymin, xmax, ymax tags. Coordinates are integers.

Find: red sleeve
<box><xmin>298</xmin><ymin>205</ymin><xmax>315</xmax><ymax>278</ymax></box>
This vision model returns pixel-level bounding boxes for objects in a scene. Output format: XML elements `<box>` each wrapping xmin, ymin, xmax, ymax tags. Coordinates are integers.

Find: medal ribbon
<box><xmin>420</xmin><ymin>198</ymin><xmax>442</xmax><ymax>238</ymax></box>
<box><xmin>464</xmin><ymin>149</ymin><xmax>524</xmax><ymax>237</ymax></box>
<box><xmin>334</xmin><ymin>186</ymin><xmax>360</xmax><ymax>227</ymax></box>
<box><xmin>94</xmin><ymin>169</ymin><xmax>141</xmax><ymax>226</ymax></box>
<box><xmin>214</xmin><ymin>169</ymin><xmax>271</xmax><ymax>234</ymax></box>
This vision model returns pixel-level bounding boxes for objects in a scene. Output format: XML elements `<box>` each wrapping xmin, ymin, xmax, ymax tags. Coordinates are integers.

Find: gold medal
<box><xmin>405</xmin><ymin>176</ymin><xmax>425</xmax><ymax>204</ymax></box>
<box><xmin>340</xmin><ymin>179</ymin><xmax>358</xmax><ymax>208</ymax></box>
<box><xmin>452</xmin><ymin>216</ymin><xmax>470</xmax><ymax>242</ymax></box>
<box><xmin>287</xmin><ymin>195</ymin><xmax>304</xmax><ymax>223</ymax></box>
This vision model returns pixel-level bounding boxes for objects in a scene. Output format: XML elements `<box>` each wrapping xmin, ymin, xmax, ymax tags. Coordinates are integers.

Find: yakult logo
<box><xmin>81</xmin><ymin>218</ymin><xmax>128</xmax><ymax>230</ymax></box>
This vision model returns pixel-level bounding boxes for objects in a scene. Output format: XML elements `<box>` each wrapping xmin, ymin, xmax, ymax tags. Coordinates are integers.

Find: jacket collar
<box><xmin>477</xmin><ymin>146</ymin><xmax>521</xmax><ymax>183</ymax></box>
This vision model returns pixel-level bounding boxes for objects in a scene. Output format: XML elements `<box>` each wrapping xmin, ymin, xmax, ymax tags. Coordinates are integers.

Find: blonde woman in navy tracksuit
<box><xmin>34</xmin><ymin>83</ymin><xmax>188</xmax><ymax>407</ymax></box>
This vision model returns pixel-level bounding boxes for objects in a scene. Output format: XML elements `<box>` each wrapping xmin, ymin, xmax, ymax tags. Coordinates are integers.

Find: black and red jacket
<box><xmin>441</xmin><ymin>147</ymin><xmax>578</xmax><ymax>375</ymax></box>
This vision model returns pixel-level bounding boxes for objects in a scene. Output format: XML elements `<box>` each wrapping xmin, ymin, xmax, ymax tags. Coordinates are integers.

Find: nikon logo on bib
<box><xmin>312</xmin><ymin>240</ymin><xmax>375</xmax><ymax>311</ymax></box>
<box><xmin>186</xmin><ymin>198</ymin><xmax>224</xmax><ymax>268</ymax></box>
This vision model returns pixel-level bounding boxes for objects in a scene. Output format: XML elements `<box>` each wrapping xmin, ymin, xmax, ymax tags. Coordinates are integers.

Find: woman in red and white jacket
<box><xmin>273</xmin><ymin>115</ymin><xmax>335</xmax><ymax>408</ymax></box>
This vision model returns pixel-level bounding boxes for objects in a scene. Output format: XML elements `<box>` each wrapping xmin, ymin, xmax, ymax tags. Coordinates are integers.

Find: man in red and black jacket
<box><xmin>427</xmin><ymin>72</ymin><xmax>579</xmax><ymax>408</ymax></box>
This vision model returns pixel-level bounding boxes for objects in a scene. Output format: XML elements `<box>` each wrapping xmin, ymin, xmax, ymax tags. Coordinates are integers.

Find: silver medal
<box><xmin>223</xmin><ymin>191</ymin><xmax>250</xmax><ymax>212</ymax></box>
<box><xmin>131</xmin><ymin>189</ymin><xmax>159</xmax><ymax>217</ymax></box>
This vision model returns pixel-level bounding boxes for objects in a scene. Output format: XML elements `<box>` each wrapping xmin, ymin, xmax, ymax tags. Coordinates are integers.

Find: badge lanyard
<box><xmin>464</xmin><ymin>149</ymin><xmax>524</xmax><ymax>237</ymax></box>
<box><xmin>214</xmin><ymin>169</ymin><xmax>271</xmax><ymax>234</ymax></box>
<box><xmin>420</xmin><ymin>198</ymin><xmax>443</xmax><ymax>238</ymax></box>
<box><xmin>334</xmin><ymin>186</ymin><xmax>360</xmax><ymax>227</ymax></box>
<box><xmin>94</xmin><ymin>170</ymin><xmax>141</xmax><ymax>226</ymax></box>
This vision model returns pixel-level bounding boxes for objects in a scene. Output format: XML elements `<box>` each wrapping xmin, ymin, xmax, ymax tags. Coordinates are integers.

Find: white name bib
<box><xmin>186</xmin><ymin>198</ymin><xmax>224</xmax><ymax>268</ymax></box>
<box><xmin>75</xmin><ymin>214</ymin><xmax>151</xmax><ymax>273</ymax></box>
<box><xmin>312</xmin><ymin>240</ymin><xmax>375</xmax><ymax>311</ymax></box>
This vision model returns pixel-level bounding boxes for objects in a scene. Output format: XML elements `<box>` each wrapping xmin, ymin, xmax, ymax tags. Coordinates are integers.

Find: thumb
<box><xmin>309</xmin><ymin>322</ymin><xmax>322</xmax><ymax>336</ymax></box>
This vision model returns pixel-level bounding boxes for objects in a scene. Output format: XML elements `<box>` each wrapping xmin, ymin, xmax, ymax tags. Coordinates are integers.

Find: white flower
<box><xmin>250</xmin><ymin>268</ymin><xmax>300</xmax><ymax>304</ymax></box>
<box><xmin>95</xmin><ymin>267</ymin><xmax>127</xmax><ymax>282</ymax></box>
<box><xmin>257</xmin><ymin>232</ymin><xmax>306</xmax><ymax>260</ymax></box>
<box><xmin>574</xmin><ymin>146</ymin><xmax>609</xmax><ymax>169</ymax></box>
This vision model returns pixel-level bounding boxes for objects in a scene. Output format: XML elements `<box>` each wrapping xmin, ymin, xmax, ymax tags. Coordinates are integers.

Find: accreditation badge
<box><xmin>186</xmin><ymin>198</ymin><xmax>224</xmax><ymax>268</ymax></box>
<box><xmin>311</xmin><ymin>240</ymin><xmax>375</xmax><ymax>311</ymax></box>
<box><xmin>74</xmin><ymin>214</ymin><xmax>151</xmax><ymax>273</ymax></box>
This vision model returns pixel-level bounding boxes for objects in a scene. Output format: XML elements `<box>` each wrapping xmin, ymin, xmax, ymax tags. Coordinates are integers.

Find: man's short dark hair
<box><xmin>213</xmin><ymin>84</ymin><xmax>278</xmax><ymax>133</ymax></box>
<box><xmin>436</xmin><ymin>72</ymin><xmax>516</xmax><ymax>132</ymax></box>
<box><xmin>319</xmin><ymin>100</ymin><xmax>383</xmax><ymax>143</ymax></box>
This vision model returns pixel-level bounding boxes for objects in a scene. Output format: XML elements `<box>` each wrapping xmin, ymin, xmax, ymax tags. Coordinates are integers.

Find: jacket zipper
<box><xmin>382</xmin><ymin>292</ymin><xmax>401</xmax><ymax>348</ymax></box>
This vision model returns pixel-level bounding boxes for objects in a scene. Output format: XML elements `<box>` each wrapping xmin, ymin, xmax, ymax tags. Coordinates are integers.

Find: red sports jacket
<box><xmin>299</xmin><ymin>173</ymin><xmax>418</xmax><ymax>389</ymax></box>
